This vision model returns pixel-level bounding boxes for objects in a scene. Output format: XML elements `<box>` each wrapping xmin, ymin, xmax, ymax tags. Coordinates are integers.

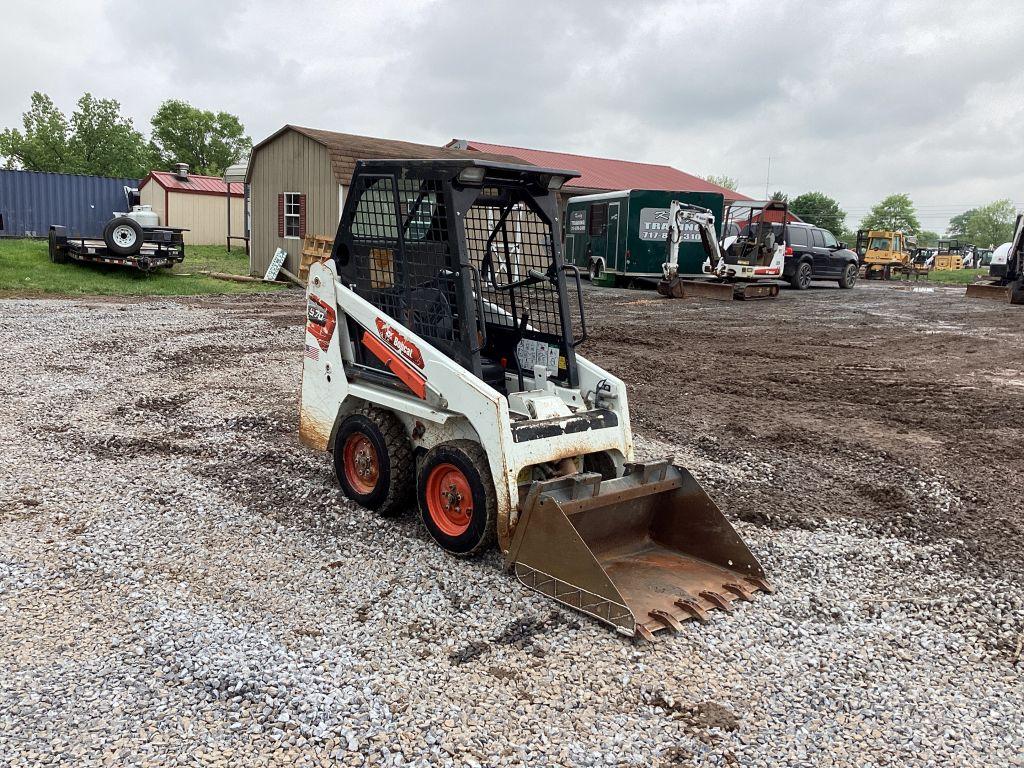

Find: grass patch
<box><xmin>925</xmin><ymin>268</ymin><xmax>989</xmax><ymax>285</ymax></box>
<box><xmin>0</xmin><ymin>239</ymin><xmax>285</xmax><ymax>297</ymax></box>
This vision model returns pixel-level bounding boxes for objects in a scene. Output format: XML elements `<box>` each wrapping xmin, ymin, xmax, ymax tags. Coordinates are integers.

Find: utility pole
<box><xmin>764</xmin><ymin>156</ymin><xmax>771</xmax><ymax>200</ymax></box>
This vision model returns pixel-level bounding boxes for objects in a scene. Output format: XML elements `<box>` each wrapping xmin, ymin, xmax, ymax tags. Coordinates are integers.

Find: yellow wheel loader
<box><xmin>299</xmin><ymin>159</ymin><xmax>771</xmax><ymax>640</ymax></box>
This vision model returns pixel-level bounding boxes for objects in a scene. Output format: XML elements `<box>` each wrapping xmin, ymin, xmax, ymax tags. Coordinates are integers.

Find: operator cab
<box><xmin>723</xmin><ymin>200</ymin><xmax>790</xmax><ymax>266</ymax></box>
<box><xmin>331</xmin><ymin>159</ymin><xmax>583</xmax><ymax>399</ymax></box>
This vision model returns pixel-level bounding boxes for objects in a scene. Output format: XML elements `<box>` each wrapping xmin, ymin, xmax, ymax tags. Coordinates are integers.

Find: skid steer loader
<box><xmin>966</xmin><ymin>213</ymin><xmax>1024</xmax><ymax>304</ymax></box>
<box><xmin>299</xmin><ymin>159</ymin><xmax>771</xmax><ymax>640</ymax></box>
<box><xmin>658</xmin><ymin>200</ymin><xmax>783</xmax><ymax>300</ymax></box>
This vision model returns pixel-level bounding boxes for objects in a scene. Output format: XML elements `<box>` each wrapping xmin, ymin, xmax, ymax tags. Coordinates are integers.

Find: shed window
<box><xmin>588</xmin><ymin>203</ymin><xmax>608</xmax><ymax>237</ymax></box>
<box><xmin>284</xmin><ymin>193</ymin><xmax>302</xmax><ymax>238</ymax></box>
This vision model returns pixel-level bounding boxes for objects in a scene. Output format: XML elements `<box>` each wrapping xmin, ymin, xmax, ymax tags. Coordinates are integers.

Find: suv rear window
<box><xmin>811</xmin><ymin>229</ymin><xmax>826</xmax><ymax>247</ymax></box>
<box><xmin>788</xmin><ymin>226</ymin><xmax>809</xmax><ymax>246</ymax></box>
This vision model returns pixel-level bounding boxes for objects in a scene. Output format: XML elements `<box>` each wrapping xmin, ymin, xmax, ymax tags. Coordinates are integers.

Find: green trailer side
<box><xmin>564</xmin><ymin>189</ymin><xmax>725</xmax><ymax>282</ymax></box>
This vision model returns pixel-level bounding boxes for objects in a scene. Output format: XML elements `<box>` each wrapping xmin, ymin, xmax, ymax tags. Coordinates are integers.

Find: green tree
<box><xmin>946</xmin><ymin>209</ymin><xmax>976</xmax><ymax>237</ymax></box>
<box><xmin>790</xmin><ymin>191</ymin><xmax>846</xmax><ymax>234</ymax></box>
<box><xmin>67</xmin><ymin>93</ymin><xmax>150</xmax><ymax>177</ymax></box>
<box><xmin>951</xmin><ymin>199</ymin><xmax>1016</xmax><ymax>247</ymax></box>
<box><xmin>703</xmin><ymin>174</ymin><xmax>739</xmax><ymax>192</ymax></box>
<box><xmin>770</xmin><ymin>190</ymin><xmax>788</xmax><ymax>203</ymax></box>
<box><xmin>916</xmin><ymin>230</ymin><xmax>940</xmax><ymax>247</ymax></box>
<box><xmin>149</xmin><ymin>99</ymin><xmax>251</xmax><ymax>176</ymax></box>
<box><xmin>860</xmin><ymin>193</ymin><xmax>921</xmax><ymax>234</ymax></box>
<box><xmin>0</xmin><ymin>91</ymin><xmax>149</xmax><ymax>177</ymax></box>
<box><xmin>0</xmin><ymin>92</ymin><xmax>72</xmax><ymax>171</ymax></box>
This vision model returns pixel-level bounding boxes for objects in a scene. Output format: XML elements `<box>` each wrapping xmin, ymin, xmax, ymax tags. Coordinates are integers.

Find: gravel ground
<box><xmin>1</xmin><ymin>288</ymin><xmax>1022</xmax><ymax>767</ymax></box>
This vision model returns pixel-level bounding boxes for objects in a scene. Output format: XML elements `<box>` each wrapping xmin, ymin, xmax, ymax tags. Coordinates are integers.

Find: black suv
<box><xmin>739</xmin><ymin>222</ymin><xmax>860</xmax><ymax>289</ymax></box>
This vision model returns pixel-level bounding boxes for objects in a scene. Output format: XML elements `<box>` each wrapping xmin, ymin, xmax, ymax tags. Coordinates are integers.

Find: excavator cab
<box><xmin>723</xmin><ymin>200</ymin><xmax>789</xmax><ymax>268</ymax></box>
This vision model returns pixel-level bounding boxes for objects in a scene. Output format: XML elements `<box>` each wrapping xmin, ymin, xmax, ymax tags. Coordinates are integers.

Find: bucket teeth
<box><xmin>699</xmin><ymin>590</ymin><xmax>734</xmax><ymax>612</ymax></box>
<box><xmin>724</xmin><ymin>582</ymin><xmax>755</xmax><ymax>602</ymax></box>
<box><xmin>744</xmin><ymin>576</ymin><xmax>775</xmax><ymax>595</ymax></box>
<box><xmin>648</xmin><ymin>609</ymin><xmax>685</xmax><ymax>633</ymax></box>
<box><xmin>673</xmin><ymin>598</ymin><xmax>710</xmax><ymax>623</ymax></box>
<box><xmin>635</xmin><ymin>624</ymin><xmax>659</xmax><ymax>643</ymax></box>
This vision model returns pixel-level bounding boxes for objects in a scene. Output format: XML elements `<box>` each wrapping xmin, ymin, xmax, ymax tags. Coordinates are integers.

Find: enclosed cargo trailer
<box><xmin>563</xmin><ymin>189</ymin><xmax>725</xmax><ymax>284</ymax></box>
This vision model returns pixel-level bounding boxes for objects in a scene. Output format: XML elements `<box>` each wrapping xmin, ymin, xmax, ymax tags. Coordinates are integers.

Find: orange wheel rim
<box><xmin>425</xmin><ymin>463</ymin><xmax>473</xmax><ymax>536</ymax></box>
<box><xmin>343</xmin><ymin>434</ymin><xmax>379</xmax><ymax>495</ymax></box>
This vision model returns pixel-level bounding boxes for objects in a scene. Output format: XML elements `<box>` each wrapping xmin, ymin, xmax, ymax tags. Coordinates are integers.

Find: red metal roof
<box><xmin>450</xmin><ymin>140</ymin><xmax>749</xmax><ymax>202</ymax></box>
<box><xmin>142</xmin><ymin>171</ymin><xmax>243</xmax><ymax>197</ymax></box>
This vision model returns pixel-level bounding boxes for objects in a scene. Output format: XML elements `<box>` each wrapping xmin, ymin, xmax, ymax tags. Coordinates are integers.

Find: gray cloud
<box><xmin>2</xmin><ymin>0</ymin><xmax>1021</xmax><ymax>232</ymax></box>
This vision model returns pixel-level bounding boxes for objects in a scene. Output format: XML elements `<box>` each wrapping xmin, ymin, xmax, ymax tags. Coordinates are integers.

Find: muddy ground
<box><xmin>581</xmin><ymin>280</ymin><xmax>1023</xmax><ymax>583</ymax></box>
<box><xmin>2</xmin><ymin>279</ymin><xmax>1022</xmax><ymax>767</ymax></box>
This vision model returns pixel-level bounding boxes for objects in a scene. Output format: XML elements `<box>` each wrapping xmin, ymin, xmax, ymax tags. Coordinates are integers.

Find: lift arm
<box><xmin>662</xmin><ymin>201</ymin><xmax>725</xmax><ymax>280</ymax></box>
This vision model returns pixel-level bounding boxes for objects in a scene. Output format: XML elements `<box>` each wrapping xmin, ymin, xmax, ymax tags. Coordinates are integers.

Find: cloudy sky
<box><xmin>3</xmin><ymin>0</ymin><xmax>1022</xmax><ymax>232</ymax></box>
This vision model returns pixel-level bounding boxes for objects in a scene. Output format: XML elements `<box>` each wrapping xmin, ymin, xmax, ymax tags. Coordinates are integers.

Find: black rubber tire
<box><xmin>103</xmin><ymin>216</ymin><xmax>144</xmax><ymax>256</ymax></box>
<box><xmin>584</xmin><ymin>451</ymin><xmax>618</xmax><ymax>480</ymax></box>
<box><xmin>839</xmin><ymin>262</ymin><xmax>859</xmax><ymax>289</ymax></box>
<box><xmin>790</xmin><ymin>260</ymin><xmax>812</xmax><ymax>290</ymax></box>
<box><xmin>417</xmin><ymin>440</ymin><xmax>497</xmax><ymax>557</ymax></box>
<box><xmin>1010</xmin><ymin>279</ymin><xmax>1024</xmax><ymax>305</ymax></box>
<box><xmin>333</xmin><ymin>408</ymin><xmax>413</xmax><ymax>517</ymax></box>
<box><xmin>48</xmin><ymin>228</ymin><xmax>67</xmax><ymax>264</ymax></box>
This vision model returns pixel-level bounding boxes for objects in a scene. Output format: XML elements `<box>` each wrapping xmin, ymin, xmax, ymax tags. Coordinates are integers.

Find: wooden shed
<box><xmin>245</xmin><ymin>126</ymin><xmax>520</xmax><ymax>276</ymax></box>
<box><xmin>139</xmin><ymin>166</ymin><xmax>244</xmax><ymax>245</ymax></box>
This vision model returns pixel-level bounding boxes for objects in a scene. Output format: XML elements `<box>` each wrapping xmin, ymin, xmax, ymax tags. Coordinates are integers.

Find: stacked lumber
<box><xmin>299</xmin><ymin>235</ymin><xmax>334</xmax><ymax>282</ymax></box>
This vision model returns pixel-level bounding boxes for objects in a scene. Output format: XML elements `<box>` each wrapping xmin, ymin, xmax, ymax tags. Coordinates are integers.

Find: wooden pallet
<box><xmin>299</xmin><ymin>235</ymin><xmax>334</xmax><ymax>282</ymax></box>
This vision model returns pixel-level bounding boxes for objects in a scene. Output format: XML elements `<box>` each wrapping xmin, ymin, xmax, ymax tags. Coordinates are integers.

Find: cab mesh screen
<box><xmin>462</xmin><ymin>202</ymin><xmax>563</xmax><ymax>339</ymax></box>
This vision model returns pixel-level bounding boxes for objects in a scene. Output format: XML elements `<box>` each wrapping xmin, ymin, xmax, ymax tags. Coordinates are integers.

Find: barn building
<box><xmin>446</xmin><ymin>139</ymin><xmax>749</xmax><ymax>205</ymax></box>
<box><xmin>244</xmin><ymin>126</ymin><xmax>519</xmax><ymax>276</ymax></box>
<box><xmin>138</xmin><ymin>164</ymin><xmax>244</xmax><ymax>246</ymax></box>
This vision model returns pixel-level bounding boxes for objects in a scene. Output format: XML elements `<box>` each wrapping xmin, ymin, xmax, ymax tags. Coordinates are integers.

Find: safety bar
<box><xmin>466</xmin><ymin>264</ymin><xmax>488</xmax><ymax>352</ymax></box>
<box><xmin>561</xmin><ymin>264</ymin><xmax>587</xmax><ymax>347</ymax></box>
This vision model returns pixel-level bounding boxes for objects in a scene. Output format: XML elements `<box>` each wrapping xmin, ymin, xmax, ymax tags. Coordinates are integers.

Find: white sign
<box><xmin>639</xmin><ymin>207</ymin><xmax>700</xmax><ymax>242</ymax></box>
<box><xmin>568</xmin><ymin>209</ymin><xmax>587</xmax><ymax>234</ymax></box>
<box><xmin>265</xmin><ymin>247</ymin><xmax>287</xmax><ymax>281</ymax></box>
<box><xmin>516</xmin><ymin>338</ymin><xmax>559</xmax><ymax>372</ymax></box>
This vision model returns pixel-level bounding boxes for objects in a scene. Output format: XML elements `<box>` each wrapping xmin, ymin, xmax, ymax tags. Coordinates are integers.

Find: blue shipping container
<box><xmin>0</xmin><ymin>169</ymin><xmax>140</xmax><ymax>239</ymax></box>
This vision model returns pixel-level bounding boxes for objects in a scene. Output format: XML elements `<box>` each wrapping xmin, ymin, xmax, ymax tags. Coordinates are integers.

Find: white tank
<box><xmin>125</xmin><ymin>204</ymin><xmax>160</xmax><ymax>228</ymax></box>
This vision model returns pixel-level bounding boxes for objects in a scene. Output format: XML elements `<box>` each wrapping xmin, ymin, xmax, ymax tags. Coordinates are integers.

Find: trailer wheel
<box><xmin>334</xmin><ymin>408</ymin><xmax>413</xmax><ymax>517</ymax></box>
<box><xmin>418</xmin><ymin>440</ymin><xmax>496</xmax><ymax>557</ymax></box>
<box><xmin>103</xmin><ymin>216</ymin><xmax>144</xmax><ymax>256</ymax></box>
<box><xmin>48</xmin><ymin>228</ymin><xmax>67</xmax><ymax>264</ymax></box>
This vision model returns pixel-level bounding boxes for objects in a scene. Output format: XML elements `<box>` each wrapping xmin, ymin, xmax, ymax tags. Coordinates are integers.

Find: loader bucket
<box><xmin>965</xmin><ymin>282</ymin><xmax>1009</xmax><ymax>301</ymax></box>
<box><xmin>507</xmin><ymin>460</ymin><xmax>771</xmax><ymax>641</ymax></box>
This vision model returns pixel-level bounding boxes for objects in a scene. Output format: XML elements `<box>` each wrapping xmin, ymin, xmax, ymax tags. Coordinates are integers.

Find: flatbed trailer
<box><xmin>49</xmin><ymin>225</ymin><xmax>186</xmax><ymax>272</ymax></box>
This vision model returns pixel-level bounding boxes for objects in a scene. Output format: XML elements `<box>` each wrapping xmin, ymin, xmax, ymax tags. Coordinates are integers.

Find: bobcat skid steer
<box><xmin>299</xmin><ymin>159</ymin><xmax>771</xmax><ymax>641</ymax></box>
<box><xmin>966</xmin><ymin>213</ymin><xmax>1024</xmax><ymax>304</ymax></box>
